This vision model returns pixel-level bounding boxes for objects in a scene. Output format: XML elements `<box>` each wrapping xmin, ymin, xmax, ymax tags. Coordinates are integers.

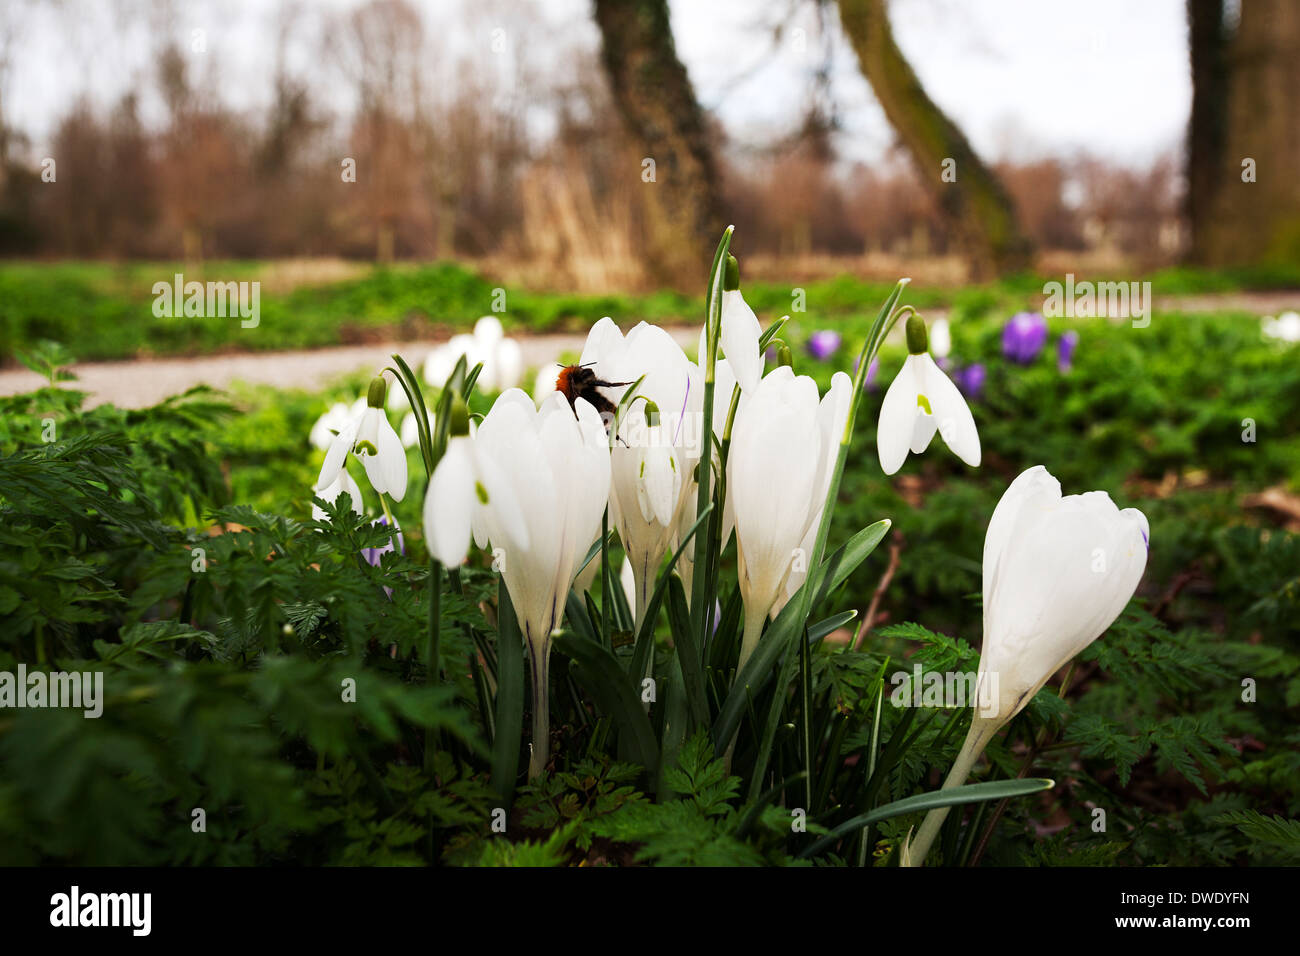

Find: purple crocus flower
<box><xmin>853</xmin><ymin>356</ymin><xmax>880</xmax><ymax>391</ymax></box>
<box><xmin>954</xmin><ymin>363</ymin><xmax>986</xmax><ymax>399</ymax></box>
<box><xmin>362</xmin><ymin>515</ymin><xmax>404</xmax><ymax>568</ymax></box>
<box><xmin>1002</xmin><ymin>311</ymin><xmax>1048</xmax><ymax>364</ymax></box>
<box><xmin>807</xmin><ymin>330</ymin><xmax>841</xmax><ymax>361</ymax></box>
<box><xmin>1057</xmin><ymin>330</ymin><xmax>1079</xmax><ymax>373</ymax></box>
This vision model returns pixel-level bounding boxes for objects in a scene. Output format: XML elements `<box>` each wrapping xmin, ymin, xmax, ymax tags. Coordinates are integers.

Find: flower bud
<box><xmin>724</xmin><ymin>254</ymin><xmax>740</xmax><ymax>292</ymax></box>
<box><xmin>449</xmin><ymin>395</ymin><xmax>470</xmax><ymax>437</ymax></box>
<box><xmin>905</xmin><ymin>315</ymin><xmax>929</xmax><ymax>355</ymax></box>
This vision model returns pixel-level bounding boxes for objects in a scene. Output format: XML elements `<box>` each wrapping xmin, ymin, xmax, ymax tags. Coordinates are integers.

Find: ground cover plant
<box><xmin>0</xmin><ymin>235</ymin><xmax>1297</xmax><ymax>867</ymax></box>
<box><xmin>4</xmin><ymin>257</ymin><xmax>1300</xmax><ymax>362</ymax></box>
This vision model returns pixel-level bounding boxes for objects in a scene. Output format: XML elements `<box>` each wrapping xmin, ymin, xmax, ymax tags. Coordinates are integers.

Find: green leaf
<box><xmin>491</xmin><ymin>579</ymin><xmax>525</xmax><ymax>807</ymax></box>
<box><xmin>556</xmin><ymin>632</ymin><xmax>660</xmax><ymax>775</ymax></box>
<box><xmin>800</xmin><ymin>778</ymin><xmax>1056</xmax><ymax>859</ymax></box>
<box><xmin>812</xmin><ymin>519</ymin><xmax>891</xmax><ymax>608</ymax></box>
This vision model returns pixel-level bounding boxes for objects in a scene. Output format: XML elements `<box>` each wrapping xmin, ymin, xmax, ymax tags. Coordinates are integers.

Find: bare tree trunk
<box><xmin>592</xmin><ymin>0</ymin><xmax>723</xmax><ymax>282</ymax></box>
<box><xmin>836</xmin><ymin>0</ymin><xmax>1032</xmax><ymax>278</ymax></box>
<box><xmin>1195</xmin><ymin>0</ymin><xmax>1300</xmax><ymax>266</ymax></box>
<box><xmin>1185</xmin><ymin>0</ymin><xmax>1228</xmax><ymax>263</ymax></box>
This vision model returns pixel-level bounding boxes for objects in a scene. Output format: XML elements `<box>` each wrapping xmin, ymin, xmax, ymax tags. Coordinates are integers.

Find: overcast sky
<box><xmin>4</xmin><ymin>0</ymin><xmax>1191</xmax><ymax>169</ymax></box>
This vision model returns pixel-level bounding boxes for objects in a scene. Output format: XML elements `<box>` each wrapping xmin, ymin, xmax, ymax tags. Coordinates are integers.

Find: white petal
<box><xmin>316</xmin><ymin>416</ymin><xmax>359</xmax><ymax>490</ymax></box>
<box><xmin>720</xmin><ymin>289</ymin><xmax>762</xmax><ymax>393</ymax></box>
<box><xmin>580</xmin><ymin>316</ymin><xmax>625</xmax><ymax>367</ymax></box>
<box><xmin>362</xmin><ymin>413</ymin><xmax>408</xmax><ymax>501</ymax></box>
<box><xmin>313</xmin><ymin>468</ymin><xmax>365</xmax><ymax>522</ymax></box>
<box><xmin>638</xmin><ymin>441</ymin><xmax>677</xmax><ymax>527</ymax></box>
<box><xmin>920</xmin><ymin>353</ymin><xmax>980</xmax><ymax>467</ymax></box>
<box><xmin>424</xmin><ymin>438</ymin><xmax>475</xmax><ymax>566</ymax></box>
<box><xmin>979</xmin><ymin>470</ymin><xmax>1149</xmax><ymax>722</ymax></box>
<box><xmin>876</xmin><ymin>356</ymin><xmax>920</xmax><ymax>476</ymax></box>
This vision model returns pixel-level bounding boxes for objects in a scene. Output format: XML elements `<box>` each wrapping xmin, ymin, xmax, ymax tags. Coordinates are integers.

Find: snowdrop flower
<box><xmin>532</xmin><ymin>363</ymin><xmax>559</xmax><ymax>404</ymax></box>
<box><xmin>309</xmin><ymin>398</ymin><xmax>367</xmax><ymax>451</ymax></box>
<box><xmin>312</xmin><ymin>467</ymin><xmax>365</xmax><ymax>522</ymax></box>
<box><xmin>906</xmin><ymin>465</ymin><xmax>1149</xmax><ymax>865</ymax></box>
<box><xmin>400</xmin><ymin>412</ymin><xmax>421</xmax><ymax>448</ymax></box>
<box><xmin>423</xmin><ymin>317</ymin><xmax>525</xmax><ymax>392</ymax></box>
<box><xmin>728</xmin><ymin>366</ymin><xmax>850</xmax><ymax>668</ymax></box>
<box><xmin>876</xmin><ymin>316</ymin><xmax>980</xmax><ymax>476</ymax></box>
<box><xmin>714</xmin><ymin>255</ymin><xmax>763</xmax><ymax>394</ymax></box>
<box><xmin>422</xmin><ymin>402</ymin><xmax>526</xmax><ymax>568</ymax></box>
<box><xmin>929</xmin><ymin>318</ymin><xmax>952</xmax><ymax>359</ymax></box>
<box><xmin>1262</xmin><ymin>311</ymin><xmax>1300</xmax><ymax>343</ymax></box>
<box><xmin>583</xmin><ymin>318</ymin><xmax>703</xmax><ymax>628</ymax></box>
<box><xmin>316</xmin><ymin>377</ymin><xmax>408</xmax><ymax>502</ymax></box>
<box><xmin>1002</xmin><ymin>311</ymin><xmax>1048</xmax><ymax>363</ymax></box>
<box><xmin>1057</xmin><ymin>330</ymin><xmax>1080</xmax><ymax>373</ymax></box>
<box><xmin>424</xmin><ymin>345</ymin><xmax>460</xmax><ymax>390</ymax></box>
<box><xmin>472</xmin><ymin>388</ymin><xmax>611</xmax><ymax>778</ymax></box>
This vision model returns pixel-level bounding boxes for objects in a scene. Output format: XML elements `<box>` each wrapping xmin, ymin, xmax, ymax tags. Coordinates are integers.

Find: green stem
<box><xmin>904</xmin><ymin>715</ymin><xmax>1001</xmax><ymax>866</ymax></box>
<box><xmin>526</xmin><ymin>633</ymin><xmax>551</xmax><ymax>780</ymax></box>
<box><xmin>600</xmin><ymin>511</ymin><xmax>611</xmax><ymax>649</ymax></box>
<box><xmin>424</xmin><ymin>558</ymin><xmax>442</xmax><ymax>774</ymax></box>
<box><xmin>737</xmin><ymin>608</ymin><xmax>766</xmax><ymax>676</ymax></box>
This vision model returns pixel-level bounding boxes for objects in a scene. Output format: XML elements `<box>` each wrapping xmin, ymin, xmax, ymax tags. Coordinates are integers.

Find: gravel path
<box><xmin>1</xmin><ymin>291</ymin><xmax>1293</xmax><ymax>409</ymax></box>
<box><xmin>0</xmin><ymin>329</ymin><xmax>700</xmax><ymax>409</ymax></box>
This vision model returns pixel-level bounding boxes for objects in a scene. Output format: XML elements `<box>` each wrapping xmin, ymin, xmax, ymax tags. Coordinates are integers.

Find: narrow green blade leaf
<box><xmin>800</xmin><ymin>778</ymin><xmax>1056</xmax><ymax>859</ymax></box>
<box><xmin>813</xmin><ymin>520</ymin><xmax>891</xmax><ymax>608</ymax></box>
<box><xmin>491</xmin><ymin>579</ymin><xmax>525</xmax><ymax>806</ymax></box>
<box><xmin>556</xmin><ymin>632</ymin><xmax>660</xmax><ymax>774</ymax></box>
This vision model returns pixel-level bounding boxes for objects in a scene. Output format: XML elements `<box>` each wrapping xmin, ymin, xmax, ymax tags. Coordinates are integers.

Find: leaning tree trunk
<box><xmin>836</xmin><ymin>0</ymin><xmax>1032</xmax><ymax>278</ymax></box>
<box><xmin>1185</xmin><ymin>0</ymin><xmax>1229</xmax><ymax>264</ymax></box>
<box><xmin>1193</xmin><ymin>0</ymin><xmax>1300</xmax><ymax>266</ymax></box>
<box><xmin>593</xmin><ymin>0</ymin><xmax>723</xmax><ymax>283</ymax></box>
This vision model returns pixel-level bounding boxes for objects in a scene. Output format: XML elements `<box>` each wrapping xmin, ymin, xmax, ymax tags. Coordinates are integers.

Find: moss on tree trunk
<box><xmin>593</xmin><ymin>0</ymin><xmax>723</xmax><ymax>283</ymax></box>
<box><xmin>836</xmin><ymin>0</ymin><xmax>1032</xmax><ymax>278</ymax></box>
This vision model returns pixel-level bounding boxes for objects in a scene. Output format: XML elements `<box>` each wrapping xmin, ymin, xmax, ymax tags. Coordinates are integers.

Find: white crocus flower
<box><xmin>728</xmin><ymin>366</ymin><xmax>845</xmax><ymax>669</ymax></box>
<box><xmin>312</xmin><ymin>467</ymin><xmax>365</xmax><ymax>522</ymax></box>
<box><xmin>580</xmin><ymin>318</ymin><xmax>702</xmax><ymax>629</ymax></box>
<box><xmin>316</xmin><ymin>377</ymin><xmax>408</xmax><ymax>502</ymax></box>
<box><xmin>770</xmin><ymin>370</ymin><xmax>853</xmax><ymax>616</ymax></box>
<box><xmin>472</xmin><ymin>387</ymin><xmax>611</xmax><ymax>779</ymax></box>
<box><xmin>976</xmin><ymin>465</ymin><xmax>1150</xmax><ymax>723</ymax></box>
<box><xmin>675</xmin><ymin>351</ymin><xmax>755</xmax><ymax>600</ymax></box>
<box><xmin>876</xmin><ymin>316</ymin><xmax>980</xmax><ymax>475</ymax></box>
<box><xmin>422</xmin><ymin>414</ymin><xmax>526</xmax><ymax>568</ymax></box>
<box><xmin>620</xmin><ymin>556</ymin><xmax>637</xmax><ymax>611</ymax></box>
<box><xmin>906</xmin><ymin>465</ymin><xmax>1149</xmax><ymax>866</ymax></box>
